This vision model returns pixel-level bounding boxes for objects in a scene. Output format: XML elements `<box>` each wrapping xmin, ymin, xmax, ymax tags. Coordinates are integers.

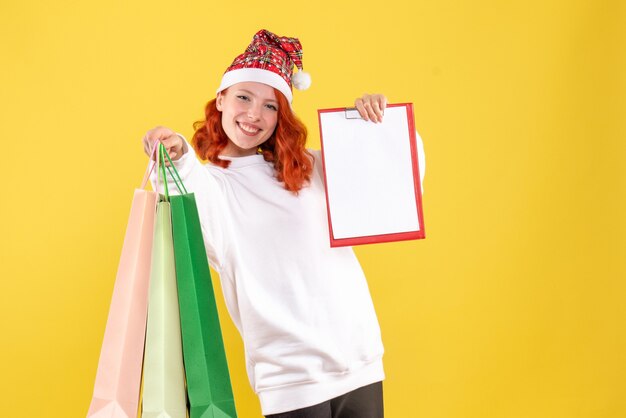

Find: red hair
<box><xmin>192</xmin><ymin>88</ymin><xmax>313</xmax><ymax>193</ymax></box>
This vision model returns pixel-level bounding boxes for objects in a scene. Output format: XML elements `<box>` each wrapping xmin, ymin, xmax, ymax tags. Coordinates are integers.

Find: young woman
<box><xmin>143</xmin><ymin>29</ymin><xmax>421</xmax><ymax>418</ymax></box>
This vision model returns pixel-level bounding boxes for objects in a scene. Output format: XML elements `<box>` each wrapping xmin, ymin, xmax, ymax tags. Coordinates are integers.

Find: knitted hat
<box><xmin>216</xmin><ymin>29</ymin><xmax>311</xmax><ymax>103</ymax></box>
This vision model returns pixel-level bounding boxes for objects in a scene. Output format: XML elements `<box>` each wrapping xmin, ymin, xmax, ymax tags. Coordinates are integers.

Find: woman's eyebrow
<box><xmin>236</xmin><ymin>89</ymin><xmax>255</xmax><ymax>96</ymax></box>
<box><xmin>236</xmin><ymin>89</ymin><xmax>277</xmax><ymax>103</ymax></box>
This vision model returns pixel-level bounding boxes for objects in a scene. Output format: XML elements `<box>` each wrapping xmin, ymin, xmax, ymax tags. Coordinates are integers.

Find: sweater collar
<box><xmin>218</xmin><ymin>153</ymin><xmax>267</xmax><ymax>168</ymax></box>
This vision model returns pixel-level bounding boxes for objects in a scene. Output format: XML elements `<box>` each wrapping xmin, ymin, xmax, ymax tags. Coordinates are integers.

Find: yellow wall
<box><xmin>1</xmin><ymin>0</ymin><xmax>624</xmax><ymax>417</ymax></box>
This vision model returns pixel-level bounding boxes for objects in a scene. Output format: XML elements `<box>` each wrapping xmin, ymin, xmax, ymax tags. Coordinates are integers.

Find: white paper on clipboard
<box><xmin>318</xmin><ymin>103</ymin><xmax>425</xmax><ymax>246</ymax></box>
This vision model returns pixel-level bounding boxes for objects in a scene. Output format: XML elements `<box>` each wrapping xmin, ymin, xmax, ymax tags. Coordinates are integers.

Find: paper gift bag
<box><xmin>141</xmin><ymin>147</ymin><xmax>187</xmax><ymax>418</ymax></box>
<box><xmin>171</xmin><ymin>193</ymin><xmax>237</xmax><ymax>418</ymax></box>
<box><xmin>162</xmin><ymin>150</ymin><xmax>237</xmax><ymax>418</ymax></box>
<box><xmin>141</xmin><ymin>200</ymin><xmax>187</xmax><ymax>418</ymax></box>
<box><xmin>88</xmin><ymin>155</ymin><xmax>158</xmax><ymax>418</ymax></box>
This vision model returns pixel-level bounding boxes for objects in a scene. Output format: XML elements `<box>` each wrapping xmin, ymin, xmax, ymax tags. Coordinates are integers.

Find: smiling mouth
<box><xmin>237</xmin><ymin>122</ymin><xmax>261</xmax><ymax>136</ymax></box>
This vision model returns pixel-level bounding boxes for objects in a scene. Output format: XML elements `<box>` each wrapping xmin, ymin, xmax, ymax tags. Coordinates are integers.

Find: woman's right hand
<box><xmin>142</xmin><ymin>126</ymin><xmax>185</xmax><ymax>161</ymax></box>
<box><xmin>354</xmin><ymin>93</ymin><xmax>387</xmax><ymax>123</ymax></box>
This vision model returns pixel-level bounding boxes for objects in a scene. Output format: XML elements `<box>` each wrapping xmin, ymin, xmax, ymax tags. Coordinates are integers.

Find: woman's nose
<box><xmin>247</xmin><ymin>103</ymin><xmax>261</xmax><ymax>120</ymax></box>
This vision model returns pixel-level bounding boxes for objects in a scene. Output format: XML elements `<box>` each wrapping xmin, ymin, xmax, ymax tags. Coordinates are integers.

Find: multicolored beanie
<box><xmin>216</xmin><ymin>29</ymin><xmax>311</xmax><ymax>103</ymax></box>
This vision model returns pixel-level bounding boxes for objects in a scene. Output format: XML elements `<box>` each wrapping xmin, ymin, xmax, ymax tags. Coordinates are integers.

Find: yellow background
<box><xmin>1</xmin><ymin>0</ymin><xmax>624</xmax><ymax>417</ymax></box>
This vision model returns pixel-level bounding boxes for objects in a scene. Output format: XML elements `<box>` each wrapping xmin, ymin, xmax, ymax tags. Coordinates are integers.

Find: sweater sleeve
<box><xmin>150</xmin><ymin>134</ymin><xmax>231</xmax><ymax>273</ymax></box>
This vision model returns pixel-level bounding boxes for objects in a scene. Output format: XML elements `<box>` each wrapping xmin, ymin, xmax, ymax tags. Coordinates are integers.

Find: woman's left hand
<box><xmin>354</xmin><ymin>93</ymin><xmax>388</xmax><ymax>123</ymax></box>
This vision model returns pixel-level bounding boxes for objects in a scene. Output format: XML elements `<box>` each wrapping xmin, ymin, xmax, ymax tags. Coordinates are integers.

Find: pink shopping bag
<box><xmin>87</xmin><ymin>153</ymin><xmax>159</xmax><ymax>418</ymax></box>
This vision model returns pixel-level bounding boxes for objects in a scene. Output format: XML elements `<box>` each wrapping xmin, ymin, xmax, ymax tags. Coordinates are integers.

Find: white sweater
<box><xmin>153</xmin><ymin>136</ymin><xmax>425</xmax><ymax>415</ymax></box>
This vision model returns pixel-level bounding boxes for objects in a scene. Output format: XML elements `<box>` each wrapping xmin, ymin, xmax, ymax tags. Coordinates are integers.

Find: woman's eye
<box><xmin>265</xmin><ymin>104</ymin><xmax>278</xmax><ymax>111</ymax></box>
<box><xmin>237</xmin><ymin>95</ymin><xmax>250</xmax><ymax>101</ymax></box>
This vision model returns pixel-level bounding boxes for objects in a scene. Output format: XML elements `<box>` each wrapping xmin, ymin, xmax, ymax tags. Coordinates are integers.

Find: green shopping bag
<box><xmin>141</xmin><ymin>146</ymin><xmax>187</xmax><ymax>418</ymax></box>
<box><xmin>162</xmin><ymin>149</ymin><xmax>238</xmax><ymax>418</ymax></box>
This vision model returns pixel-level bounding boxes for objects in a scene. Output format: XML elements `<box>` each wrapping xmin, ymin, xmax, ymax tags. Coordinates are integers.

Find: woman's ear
<box><xmin>216</xmin><ymin>92</ymin><xmax>224</xmax><ymax>111</ymax></box>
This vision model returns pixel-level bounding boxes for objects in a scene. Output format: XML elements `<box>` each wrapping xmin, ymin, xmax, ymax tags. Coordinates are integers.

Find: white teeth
<box><xmin>239</xmin><ymin>123</ymin><xmax>260</xmax><ymax>134</ymax></box>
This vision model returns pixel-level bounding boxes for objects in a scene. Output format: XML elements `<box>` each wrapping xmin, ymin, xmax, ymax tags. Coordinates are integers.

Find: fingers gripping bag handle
<box><xmin>141</xmin><ymin>139</ymin><xmax>188</xmax><ymax>196</ymax></box>
<box><xmin>144</xmin><ymin>141</ymin><xmax>188</xmax><ymax>199</ymax></box>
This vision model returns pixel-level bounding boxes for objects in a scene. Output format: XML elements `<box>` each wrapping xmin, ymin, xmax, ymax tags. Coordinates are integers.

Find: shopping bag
<box><xmin>163</xmin><ymin>150</ymin><xmax>238</xmax><ymax>418</ymax></box>
<box><xmin>87</xmin><ymin>151</ymin><xmax>159</xmax><ymax>418</ymax></box>
<box><xmin>141</xmin><ymin>145</ymin><xmax>187</xmax><ymax>418</ymax></box>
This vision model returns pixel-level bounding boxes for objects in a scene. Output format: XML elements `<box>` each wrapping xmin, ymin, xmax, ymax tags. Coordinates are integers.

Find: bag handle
<box><xmin>141</xmin><ymin>140</ymin><xmax>165</xmax><ymax>196</ymax></box>
<box><xmin>140</xmin><ymin>142</ymin><xmax>161</xmax><ymax>190</ymax></box>
<box><xmin>161</xmin><ymin>144</ymin><xmax>188</xmax><ymax>195</ymax></box>
<box><xmin>158</xmin><ymin>144</ymin><xmax>169</xmax><ymax>200</ymax></box>
<box><xmin>139</xmin><ymin>140</ymin><xmax>188</xmax><ymax>198</ymax></box>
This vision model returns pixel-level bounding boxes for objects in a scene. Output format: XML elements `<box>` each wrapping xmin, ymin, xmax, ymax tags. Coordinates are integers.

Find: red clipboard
<box><xmin>318</xmin><ymin>103</ymin><xmax>425</xmax><ymax>247</ymax></box>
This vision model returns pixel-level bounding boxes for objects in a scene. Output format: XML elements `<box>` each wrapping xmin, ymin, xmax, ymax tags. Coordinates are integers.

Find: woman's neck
<box><xmin>220</xmin><ymin>142</ymin><xmax>259</xmax><ymax>157</ymax></box>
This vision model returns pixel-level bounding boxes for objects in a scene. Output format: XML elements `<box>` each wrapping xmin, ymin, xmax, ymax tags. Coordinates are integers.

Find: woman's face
<box><xmin>216</xmin><ymin>82</ymin><xmax>280</xmax><ymax>157</ymax></box>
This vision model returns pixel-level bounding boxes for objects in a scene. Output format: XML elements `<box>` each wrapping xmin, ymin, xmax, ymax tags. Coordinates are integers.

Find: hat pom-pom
<box><xmin>292</xmin><ymin>71</ymin><xmax>311</xmax><ymax>90</ymax></box>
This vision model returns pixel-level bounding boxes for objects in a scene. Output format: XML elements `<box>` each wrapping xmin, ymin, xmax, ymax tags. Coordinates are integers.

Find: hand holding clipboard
<box><xmin>318</xmin><ymin>103</ymin><xmax>425</xmax><ymax>247</ymax></box>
